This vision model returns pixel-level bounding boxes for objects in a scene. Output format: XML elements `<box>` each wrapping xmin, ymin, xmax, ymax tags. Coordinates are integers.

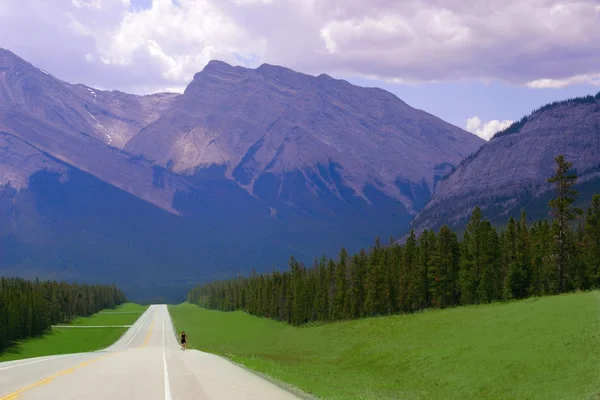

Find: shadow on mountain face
<box><xmin>0</xmin><ymin>164</ymin><xmax>412</xmax><ymax>301</ymax></box>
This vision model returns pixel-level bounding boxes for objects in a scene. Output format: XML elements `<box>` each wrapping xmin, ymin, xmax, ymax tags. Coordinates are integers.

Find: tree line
<box><xmin>0</xmin><ymin>277</ymin><xmax>126</xmax><ymax>352</ymax></box>
<box><xmin>188</xmin><ymin>155</ymin><xmax>600</xmax><ymax>326</ymax></box>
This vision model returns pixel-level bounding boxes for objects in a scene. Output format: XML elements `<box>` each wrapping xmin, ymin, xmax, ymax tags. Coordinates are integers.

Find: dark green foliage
<box><xmin>187</xmin><ymin>198</ymin><xmax>598</xmax><ymax>324</ymax></box>
<box><xmin>188</xmin><ymin>157</ymin><xmax>598</xmax><ymax>326</ymax></box>
<box><xmin>459</xmin><ymin>207</ymin><xmax>486</xmax><ymax>305</ymax></box>
<box><xmin>430</xmin><ymin>225</ymin><xmax>460</xmax><ymax>308</ymax></box>
<box><xmin>548</xmin><ymin>155</ymin><xmax>583</xmax><ymax>293</ymax></box>
<box><xmin>479</xmin><ymin>221</ymin><xmax>502</xmax><ymax>303</ymax></box>
<box><xmin>415</xmin><ymin>230</ymin><xmax>434</xmax><ymax>310</ymax></box>
<box><xmin>585</xmin><ymin>195</ymin><xmax>600</xmax><ymax>286</ymax></box>
<box><xmin>399</xmin><ymin>231</ymin><xmax>417</xmax><ymax>313</ymax></box>
<box><xmin>0</xmin><ymin>277</ymin><xmax>126</xmax><ymax>352</ymax></box>
<box><xmin>333</xmin><ymin>249</ymin><xmax>348</xmax><ymax>320</ymax></box>
<box><xmin>494</xmin><ymin>115</ymin><xmax>529</xmax><ymax>138</ymax></box>
<box><xmin>529</xmin><ymin>220</ymin><xmax>549</xmax><ymax>295</ymax></box>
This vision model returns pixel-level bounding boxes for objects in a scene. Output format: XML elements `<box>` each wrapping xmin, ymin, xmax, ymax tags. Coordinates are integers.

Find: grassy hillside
<box><xmin>59</xmin><ymin>303</ymin><xmax>148</xmax><ymax>327</ymax></box>
<box><xmin>169</xmin><ymin>292</ymin><xmax>600</xmax><ymax>400</ymax></box>
<box><xmin>0</xmin><ymin>303</ymin><xmax>145</xmax><ymax>362</ymax></box>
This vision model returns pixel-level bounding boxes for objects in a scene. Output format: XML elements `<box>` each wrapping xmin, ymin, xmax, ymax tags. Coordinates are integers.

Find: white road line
<box><xmin>98</xmin><ymin>312</ymin><xmax>142</xmax><ymax>314</ymax></box>
<box><xmin>0</xmin><ymin>307</ymin><xmax>151</xmax><ymax>371</ymax></box>
<box><xmin>0</xmin><ymin>354</ymin><xmax>75</xmax><ymax>372</ymax></box>
<box><xmin>53</xmin><ymin>325</ymin><xmax>132</xmax><ymax>328</ymax></box>
<box><xmin>115</xmin><ymin>307</ymin><xmax>153</xmax><ymax>350</ymax></box>
<box><xmin>162</xmin><ymin>316</ymin><xmax>172</xmax><ymax>400</ymax></box>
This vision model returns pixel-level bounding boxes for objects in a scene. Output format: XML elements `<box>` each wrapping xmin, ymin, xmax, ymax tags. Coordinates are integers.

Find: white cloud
<box><xmin>466</xmin><ymin>116</ymin><xmax>514</xmax><ymax>141</ymax></box>
<box><xmin>233</xmin><ymin>0</ymin><xmax>273</xmax><ymax>4</ymax></box>
<box><xmin>96</xmin><ymin>0</ymin><xmax>267</xmax><ymax>83</ymax></box>
<box><xmin>71</xmin><ymin>0</ymin><xmax>103</xmax><ymax>8</ymax></box>
<box><xmin>526</xmin><ymin>73</ymin><xmax>600</xmax><ymax>88</ymax></box>
<box><xmin>0</xmin><ymin>0</ymin><xmax>599</xmax><ymax>93</ymax></box>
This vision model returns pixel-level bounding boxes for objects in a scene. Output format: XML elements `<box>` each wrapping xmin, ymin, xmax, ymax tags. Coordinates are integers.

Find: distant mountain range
<box><xmin>410</xmin><ymin>92</ymin><xmax>600</xmax><ymax>236</ymax></box>
<box><xmin>0</xmin><ymin>48</ymin><xmax>483</xmax><ymax>299</ymax></box>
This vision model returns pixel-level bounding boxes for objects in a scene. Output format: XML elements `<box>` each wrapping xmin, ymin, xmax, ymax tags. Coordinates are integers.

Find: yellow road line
<box><xmin>1</xmin><ymin>310</ymin><xmax>156</xmax><ymax>399</ymax></box>
<box><xmin>141</xmin><ymin>314</ymin><xmax>156</xmax><ymax>347</ymax></box>
<box><xmin>0</xmin><ymin>353</ymin><xmax>114</xmax><ymax>400</ymax></box>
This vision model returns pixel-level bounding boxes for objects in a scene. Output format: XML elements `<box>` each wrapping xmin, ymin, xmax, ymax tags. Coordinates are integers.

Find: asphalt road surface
<box><xmin>0</xmin><ymin>305</ymin><xmax>302</xmax><ymax>400</ymax></box>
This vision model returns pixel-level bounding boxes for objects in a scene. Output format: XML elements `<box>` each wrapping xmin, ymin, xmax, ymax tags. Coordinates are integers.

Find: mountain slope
<box><xmin>0</xmin><ymin>48</ymin><xmax>483</xmax><ymax>298</ymax></box>
<box><xmin>0</xmin><ymin>48</ymin><xmax>184</xmax><ymax>213</ymax></box>
<box><xmin>125</xmin><ymin>60</ymin><xmax>483</xmax><ymax>214</ymax></box>
<box><xmin>411</xmin><ymin>92</ymin><xmax>600</xmax><ymax>234</ymax></box>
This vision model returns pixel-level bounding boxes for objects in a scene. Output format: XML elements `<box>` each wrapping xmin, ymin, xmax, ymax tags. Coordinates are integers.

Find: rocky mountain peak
<box><xmin>0</xmin><ymin>47</ymin><xmax>28</xmax><ymax>68</ymax></box>
<box><xmin>125</xmin><ymin>61</ymin><xmax>484</xmax><ymax>213</ymax></box>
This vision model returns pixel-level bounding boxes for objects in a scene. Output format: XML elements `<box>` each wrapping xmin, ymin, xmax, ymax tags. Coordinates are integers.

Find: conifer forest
<box><xmin>0</xmin><ymin>278</ymin><xmax>126</xmax><ymax>351</ymax></box>
<box><xmin>188</xmin><ymin>156</ymin><xmax>600</xmax><ymax>326</ymax></box>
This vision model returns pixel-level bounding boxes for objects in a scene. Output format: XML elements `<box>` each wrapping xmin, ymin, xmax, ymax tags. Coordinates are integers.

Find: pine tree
<box><xmin>506</xmin><ymin>210</ymin><xmax>532</xmax><ymax>299</ymax></box>
<box><xmin>388</xmin><ymin>242</ymin><xmax>402</xmax><ymax>313</ymax></box>
<box><xmin>585</xmin><ymin>195</ymin><xmax>600</xmax><ymax>287</ymax></box>
<box><xmin>364</xmin><ymin>245</ymin><xmax>383</xmax><ymax>316</ymax></box>
<box><xmin>315</xmin><ymin>257</ymin><xmax>328</xmax><ymax>321</ymax></box>
<box><xmin>431</xmin><ymin>225</ymin><xmax>455</xmax><ymax>308</ymax></box>
<box><xmin>479</xmin><ymin>221</ymin><xmax>502</xmax><ymax>302</ymax></box>
<box><xmin>503</xmin><ymin>217</ymin><xmax>518</xmax><ymax>299</ymax></box>
<box><xmin>460</xmin><ymin>207</ymin><xmax>485</xmax><ymax>304</ymax></box>
<box><xmin>349</xmin><ymin>250</ymin><xmax>368</xmax><ymax>318</ymax></box>
<box><xmin>415</xmin><ymin>230</ymin><xmax>434</xmax><ymax>310</ymax></box>
<box><xmin>291</xmin><ymin>257</ymin><xmax>305</xmax><ymax>326</ymax></box>
<box><xmin>398</xmin><ymin>230</ymin><xmax>417</xmax><ymax>312</ymax></box>
<box><xmin>572</xmin><ymin>223</ymin><xmax>590</xmax><ymax>290</ymax></box>
<box><xmin>343</xmin><ymin>256</ymin><xmax>354</xmax><ymax>319</ymax></box>
<box><xmin>528</xmin><ymin>221</ymin><xmax>544</xmax><ymax>296</ymax></box>
<box><xmin>326</xmin><ymin>258</ymin><xmax>336</xmax><ymax>320</ymax></box>
<box><xmin>538</xmin><ymin>220</ymin><xmax>555</xmax><ymax>294</ymax></box>
<box><xmin>548</xmin><ymin>155</ymin><xmax>582</xmax><ymax>293</ymax></box>
<box><xmin>381</xmin><ymin>246</ymin><xmax>393</xmax><ymax>314</ymax></box>
<box><xmin>0</xmin><ymin>278</ymin><xmax>126</xmax><ymax>353</ymax></box>
<box><xmin>284</xmin><ymin>272</ymin><xmax>293</xmax><ymax>323</ymax></box>
<box><xmin>333</xmin><ymin>248</ymin><xmax>349</xmax><ymax>320</ymax></box>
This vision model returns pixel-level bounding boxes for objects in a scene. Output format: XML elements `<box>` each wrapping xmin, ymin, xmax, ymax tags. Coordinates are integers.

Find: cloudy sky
<box><xmin>1</xmin><ymin>0</ymin><xmax>599</xmax><ymax>140</ymax></box>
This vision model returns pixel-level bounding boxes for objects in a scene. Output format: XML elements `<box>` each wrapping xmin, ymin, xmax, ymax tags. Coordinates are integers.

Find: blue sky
<box><xmin>131</xmin><ymin>0</ymin><xmax>152</xmax><ymax>10</ymax></box>
<box><xmin>348</xmin><ymin>78</ymin><xmax>599</xmax><ymax>130</ymax></box>
<box><xmin>1</xmin><ymin>0</ymin><xmax>598</xmax><ymax>139</ymax></box>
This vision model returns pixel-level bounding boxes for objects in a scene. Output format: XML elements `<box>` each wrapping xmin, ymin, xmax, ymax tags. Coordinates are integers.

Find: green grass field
<box><xmin>0</xmin><ymin>303</ymin><xmax>147</xmax><ymax>362</ymax></box>
<box><xmin>0</xmin><ymin>328</ymin><xmax>126</xmax><ymax>362</ymax></box>
<box><xmin>99</xmin><ymin>303</ymin><xmax>148</xmax><ymax>313</ymax></box>
<box><xmin>64</xmin><ymin>303</ymin><xmax>149</xmax><ymax>326</ymax></box>
<box><xmin>169</xmin><ymin>292</ymin><xmax>600</xmax><ymax>400</ymax></box>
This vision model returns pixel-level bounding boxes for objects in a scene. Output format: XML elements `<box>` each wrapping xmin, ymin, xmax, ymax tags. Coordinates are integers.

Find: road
<box><xmin>0</xmin><ymin>305</ymin><xmax>303</xmax><ymax>400</ymax></box>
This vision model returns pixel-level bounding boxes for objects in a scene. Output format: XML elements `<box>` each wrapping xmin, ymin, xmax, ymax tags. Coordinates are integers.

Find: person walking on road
<box><xmin>180</xmin><ymin>331</ymin><xmax>187</xmax><ymax>351</ymax></box>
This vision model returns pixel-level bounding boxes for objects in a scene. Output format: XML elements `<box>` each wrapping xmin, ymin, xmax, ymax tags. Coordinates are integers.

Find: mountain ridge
<box><xmin>409</xmin><ymin>90</ymin><xmax>600</xmax><ymax>236</ymax></box>
<box><xmin>0</xmin><ymin>47</ymin><xmax>483</xmax><ymax>297</ymax></box>
<box><xmin>125</xmin><ymin>56</ymin><xmax>482</xmax><ymax>213</ymax></box>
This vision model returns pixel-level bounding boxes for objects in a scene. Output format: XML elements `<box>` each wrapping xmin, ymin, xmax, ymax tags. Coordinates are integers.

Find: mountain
<box><xmin>0</xmin><ymin>48</ymin><xmax>483</xmax><ymax>299</ymax></box>
<box><xmin>0</xmin><ymin>47</ymin><xmax>183</xmax><ymax>212</ymax></box>
<box><xmin>125</xmin><ymin>60</ymin><xmax>482</xmax><ymax>214</ymax></box>
<box><xmin>410</xmin><ymin>92</ymin><xmax>600</xmax><ymax>235</ymax></box>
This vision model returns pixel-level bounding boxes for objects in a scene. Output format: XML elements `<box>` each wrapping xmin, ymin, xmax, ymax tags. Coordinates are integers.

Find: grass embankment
<box><xmin>0</xmin><ymin>303</ymin><xmax>148</xmax><ymax>362</ymax></box>
<box><xmin>62</xmin><ymin>303</ymin><xmax>148</xmax><ymax>326</ymax></box>
<box><xmin>169</xmin><ymin>292</ymin><xmax>600</xmax><ymax>400</ymax></box>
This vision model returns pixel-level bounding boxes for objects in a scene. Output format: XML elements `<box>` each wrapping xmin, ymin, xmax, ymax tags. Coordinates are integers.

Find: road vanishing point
<box><xmin>0</xmin><ymin>305</ymin><xmax>302</xmax><ymax>399</ymax></box>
